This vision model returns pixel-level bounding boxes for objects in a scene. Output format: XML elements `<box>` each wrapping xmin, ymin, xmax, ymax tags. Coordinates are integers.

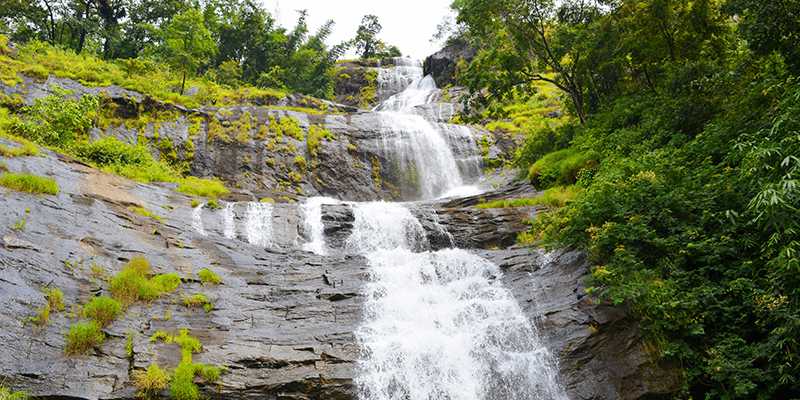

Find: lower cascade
<box><xmin>345</xmin><ymin>202</ymin><xmax>566</xmax><ymax>400</ymax></box>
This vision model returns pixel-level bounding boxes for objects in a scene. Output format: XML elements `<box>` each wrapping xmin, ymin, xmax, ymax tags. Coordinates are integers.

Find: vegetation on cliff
<box><xmin>454</xmin><ymin>0</ymin><xmax>800</xmax><ymax>397</ymax></box>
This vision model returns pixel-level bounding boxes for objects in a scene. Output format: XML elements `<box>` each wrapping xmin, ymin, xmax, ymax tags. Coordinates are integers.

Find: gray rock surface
<box><xmin>423</xmin><ymin>40</ymin><xmax>477</xmax><ymax>88</ymax></box>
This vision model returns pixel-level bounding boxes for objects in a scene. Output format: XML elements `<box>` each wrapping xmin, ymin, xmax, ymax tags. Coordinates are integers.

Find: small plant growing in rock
<box><xmin>190</xmin><ymin>199</ymin><xmax>201</xmax><ymax>208</ymax></box>
<box><xmin>133</xmin><ymin>363</ymin><xmax>170</xmax><ymax>399</ymax></box>
<box><xmin>109</xmin><ymin>257</ymin><xmax>181</xmax><ymax>306</ymax></box>
<box><xmin>0</xmin><ymin>386</ymin><xmax>28</xmax><ymax>400</ymax></box>
<box><xmin>64</xmin><ymin>321</ymin><xmax>105</xmax><ymax>355</ymax></box>
<box><xmin>90</xmin><ymin>263</ymin><xmax>107</xmax><ymax>281</ymax></box>
<box><xmin>205</xmin><ymin>199</ymin><xmax>220</xmax><ymax>210</ymax></box>
<box><xmin>125</xmin><ymin>331</ymin><xmax>135</xmax><ymax>358</ymax></box>
<box><xmin>45</xmin><ymin>288</ymin><xmax>65</xmax><ymax>312</ymax></box>
<box><xmin>29</xmin><ymin>303</ymin><xmax>50</xmax><ymax>328</ymax></box>
<box><xmin>197</xmin><ymin>268</ymin><xmax>221</xmax><ymax>285</ymax></box>
<box><xmin>129</xmin><ymin>206</ymin><xmax>163</xmax><ymax>222</ymax></box>
<box><xmin>182</xmin><ymin>294</ymin><xmax>213</xmax><ymax>313</ymax></box>
<box><xmin>11</xmin><ymin>217</ymin><xmax>25</xmax><ymax>231</ymax></box>
<box><xmin>82</xmin><ymin>296</ymin><xmax>122</xmax><ymax>327</ymax></box>
<box><xmin>151</xmin><ymin>273</ymin><xmax>182</xmax><ymax>293</ymax></box>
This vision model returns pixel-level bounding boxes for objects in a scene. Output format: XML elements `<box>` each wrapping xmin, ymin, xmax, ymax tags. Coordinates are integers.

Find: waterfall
<box><xmin>300</xmin><ymin>196</ymin><xmax>340</xmax><ymax>255</ymax></box>
<box><xmin>347</xmin><ymin>202</ymin><xmax>566</xmax><ymax>400</ymax></box>
<box><xmin>222</xmin><ymin>202</ymin><xmax>236</xmax><ymax>239</ymax></box>
<box><xmin>244</xmin><ymin>202</ymin><xmax>273</xmax><ymax>247</ymax></box>
<box><xmin>192</xmin><ymin>203</ymin><xmax>206</xmax><ymax>236</ymax></box>
<box><xmin>370</xmin><ymin>60</ymin><xmax>481</xmax><ymax>199</ymax></box>
<box><xmin>375</xmin><ymin>58</ymin><xmax>424</xmax><ymax>102</ymax></box>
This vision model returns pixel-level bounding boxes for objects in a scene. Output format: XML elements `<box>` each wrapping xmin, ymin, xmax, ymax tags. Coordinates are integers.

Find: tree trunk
<box><xmin>180</xmin><ymin>71</ymin><xmax>187</xmax><ymax>95</ymax></box>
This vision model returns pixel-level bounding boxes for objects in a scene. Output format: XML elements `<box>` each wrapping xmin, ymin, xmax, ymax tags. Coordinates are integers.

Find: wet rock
<box><xmin>423</xmin><ymin>40</ymin><xmax>477</xmax><ymax>87</ymax></box>
<box><xmin>482</xmin><ymin>248</ymin><xmax>683</xmax><ymax>400</ymax></box>
<box><xmin>0</xmin><ymin>150</ymin><xmax>366</xmax><ymax>400</ymax></box>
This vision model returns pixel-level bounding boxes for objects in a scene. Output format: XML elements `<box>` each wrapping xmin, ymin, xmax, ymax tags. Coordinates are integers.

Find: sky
<box><xmin>268</xmin><ymin>0</ymin><xmax>454</xmax><ymax>60</ymax></box>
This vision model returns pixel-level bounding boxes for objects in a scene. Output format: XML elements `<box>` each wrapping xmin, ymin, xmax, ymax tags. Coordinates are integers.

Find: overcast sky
<box><xmin>268</xmin><ymin>0</ymin><xmax>454</xmax><ymax>60</ymax></box>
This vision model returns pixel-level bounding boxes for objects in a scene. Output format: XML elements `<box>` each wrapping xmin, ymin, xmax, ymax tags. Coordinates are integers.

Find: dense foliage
<box><xmin>0</xmin><ymin>0</ymin><xmax>361</xmax><ymax>98</ymax></box>
<box><xmin>454</xmin><ymin>0</ymin><xmax>800</xmax><ymax>397</ymax></box>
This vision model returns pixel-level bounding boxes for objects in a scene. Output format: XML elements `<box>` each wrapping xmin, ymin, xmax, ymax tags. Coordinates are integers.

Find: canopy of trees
<box><xmin>0</xmin><ymin>0</ymin><xmax>347</xmax><ymax>98</ymax></box>
<box><xmin>452</xmin><ymin>0</ymin><xmax>800</xmax><ymax>398</ymax></box>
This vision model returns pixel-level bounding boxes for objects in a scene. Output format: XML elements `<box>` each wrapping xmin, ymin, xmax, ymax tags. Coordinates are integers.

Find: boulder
<box><xmin>423</xmin><ymin>40</ymin><xmax>477</xmax><ymax>87</ymax></box>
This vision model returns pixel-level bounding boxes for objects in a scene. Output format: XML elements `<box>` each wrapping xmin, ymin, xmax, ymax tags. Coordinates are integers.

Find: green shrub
<box><xmin>528</xmin><ymin>147</ymin><xmax>598</xmax><ymax>188</ymax></box>
<box><xmin>293</xmin><ymin>155</ymin><xmax>307</xmax><ymax>171</ymax></box>
<box><xmin>151</xmin><ymin>273</ymin><xmax>181</xmax><ymax>293</ymax></box>
<box><xmin>82</xmin><ymin>296</ymin><xmax>122</xmax><ymax>327</ymax></box>
<box><xmin>11</xmin><ymin>93</ymin><xmax>99</xmax><ymax>147</ymax></box>
<box><xmin>197</xmin><ymin>268</ymin><xmax>221</xmax><ymax>285</ymax></box>
<box><xmin>0</xmin><ymin>173</ymin><xmax>58</xmax><ymax>195</ymax></box>
<box><xmin>29</xmin><ymin>303</ymin><xmax>50</xmax><ymax>327</ymax></box>
<box><xmin>11</xmin><ymin>218</ymin><xmax>25</xmax><ymax>231</ymax></box>
<box><xmin>125</xmin><ymin>331</ymin><xmax>135</xmax><ymax>358</ymax></box>
<box><xmin>73</xmin><ymin>136</ymin><xmax>150</xmax><ymax>166</ymax></box>
<box><xmin>64</xmin><ymin>321</ymin><xmax>104</xmax><ymax>355</ymax></box>
<box><xmin>170</xmin><ymin>362</ymin><xmax>200</xmax><ymax>400</ymax></box>
<box><xmin>196</xmin><ymin>364</ymin><xmax>223</xmax><ymax>383</ymax></box>
<box><xmin>173</xmin><ymin>328</ymin><xmax>202</xmax><ymax>356</ymax></box>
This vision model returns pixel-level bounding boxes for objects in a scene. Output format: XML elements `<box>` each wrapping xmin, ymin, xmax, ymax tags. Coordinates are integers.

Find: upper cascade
<box><xmin>375</xmin><ymin>57</ymin><xmax>425</xmax><ymax>102</ymax></box>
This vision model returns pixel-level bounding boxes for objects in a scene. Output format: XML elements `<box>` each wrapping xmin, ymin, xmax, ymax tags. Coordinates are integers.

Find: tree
<box><xmin>454</xmin><ymin>0</ymin><xmax>604</xmax><ymax>123</ymax></box>
<box><xmin>352</xmin><ymin>14</ymin><xmax>381</xmax><ymax>59</ymax></box>
<box><xmin>724</xmin><ymin>0</ymin><xmax>800</xmax><ymax>73</ymax></box>
<box><xmin>160</xmin><ymin>7</ymin><xmax>215</xmax><ymax>95</ymax></box>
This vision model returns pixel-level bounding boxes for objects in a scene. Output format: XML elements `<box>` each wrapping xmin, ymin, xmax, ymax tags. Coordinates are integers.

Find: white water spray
<box><xmin>245</xmin><ymin>202</ymin><xmax>273</xmax><ymax>247</ymax></box>
<box><xmin>349</xmin><ymin>202</ymin><xmax>566</xmax><ymax>400</ymax></box>
<box><xmin>301</xmin><ymin>197</ymin><xmax>341</xmax><ymax>255</ymax></box>
<box><xmin>222</xmin><ymin>202</ymin><xmax>236</xmax><ymax>239</ymax></box>
<box><xmin>192</xmin><ymin>203</ymin><xmax>206</xmax><ymax>236</ymax></box>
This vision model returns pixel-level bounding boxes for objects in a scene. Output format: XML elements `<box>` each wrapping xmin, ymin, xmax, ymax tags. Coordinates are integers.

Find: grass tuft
<box><xmin>64</xmin><ymin>321</ymin><xmax>105</xmax><ymax>355</ymax></box>
<box><xmin>109</xmin><ymin>257</ymin><xmax>180</xmax><ymax>306</ymax></box>
<box><xmin>177</xmin><ymin>176</ymin><xmax>229</xmax><ymax>199</ymax></box>
<box><xmin>82</xmin><ymin>296</ymin><xmax>122</xmax><ymax>327</ymax></box>
<box><xmin>45</xmin><ymin>287</ymin><xmax>65</xmax><ymax>311</ymax></box>
<box><xmin>0</xmin><ymin>173</ymin><xmax>58</xmax><ymax>195</ymax></box>
<box><xmin>129</xmin><ymin>206</ymin><xmax>163</xmax><ymax>222</ymax></box>
<box><xmin>182</xmin><ymin>294</ymin><xmax>213</xmax><ymax>313</ymax></box>
<box><xmin>477</xmin><ymin>186</ymin><xmax>582</xmax><ymax>209</ymax></box>
<box><xmin>0</xmin><ymin>386</ymin><xmax>28</xmax><ymax>400</ymax></box>
<box><xmin>133</xmin><ymin>363</ymin><xmax>170</xmax><ymax>399</ymax></box>
<box><xmin>197</xmin><ymin>268</ymin><xmax>221</xmax><ymax>285</ymax></box>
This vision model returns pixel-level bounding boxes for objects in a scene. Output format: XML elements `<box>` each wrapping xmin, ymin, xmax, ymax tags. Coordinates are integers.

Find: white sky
<box><xmin>268</xmin><ymin>0</ymin><xmax>454</xmax><ymax>60</ymax></box>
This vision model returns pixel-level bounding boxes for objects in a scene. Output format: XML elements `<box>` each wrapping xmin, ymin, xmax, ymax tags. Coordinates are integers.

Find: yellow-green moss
<box><xmin>0</xmin><ymin>173</ymin><xmax>58</xmax><ymax>195</ymax></box>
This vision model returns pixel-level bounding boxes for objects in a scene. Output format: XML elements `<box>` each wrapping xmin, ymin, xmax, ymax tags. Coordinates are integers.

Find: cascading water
<box><xmin>371</xmin><ymin>60</ymin><xmax>481</xmax><ymax>199</ymax></box>
<box><xmin>222</xmin><ymin>202</ymin><xmax>236</xmax><ymax>239</ymax></box>
<box><xmin>346</xmin><ymin>202</ymin><xmax>566</xmax><ymax>400</ymax></box>
<box><xmin>293</xmin><ymin>58</ymin><xmax>566</xmax><ymax>400</ymax></box>
<box><xmin>300</xmin><ymin>197</ymin><xmax>341</xmax><ymax>255</ymax></box>
<box><xmin>192</xmin><ymin>203</ymin><xmax>206</xmax><ymax>236</ymax></box>
<box><xmin>244</xmin><ymin>202</ymin><xmax>273</xmax><ymax>247</ymax></box>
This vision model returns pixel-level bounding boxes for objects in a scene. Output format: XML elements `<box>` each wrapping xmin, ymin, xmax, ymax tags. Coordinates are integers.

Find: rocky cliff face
<box><xmin>1</xmin><ymin>75</ymin><xmax>495</xmax><ymax>203</ymax></box>
<box><xmin>1</xmin><ymin>70</ymin><xmax>681</xmax><ymax>399</ymax></box>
